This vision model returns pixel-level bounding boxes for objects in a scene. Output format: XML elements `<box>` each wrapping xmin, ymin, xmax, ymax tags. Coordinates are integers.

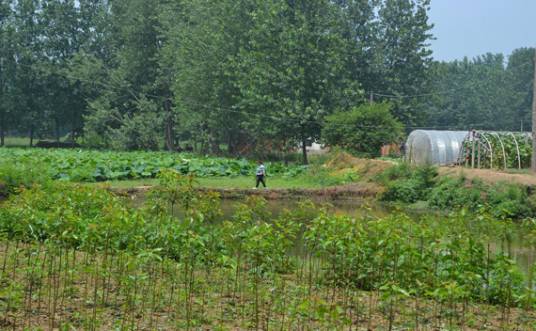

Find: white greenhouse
<box><xmin>405</xmin><ymin>130</ymin><xmax>469</xmax><ymax>166</ymax></box>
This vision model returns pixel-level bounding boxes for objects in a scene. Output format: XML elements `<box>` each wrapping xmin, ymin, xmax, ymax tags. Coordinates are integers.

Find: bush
<box><xmin>487</xmin><ymin>183</ymin><xmax>533</xmax><ymax>219</ymax></box>
<box><xmin>380</xmin><ymin>164</ymin><xmax>438</xmax><ymax>203</ymax></box>
<box><xmin>376</xmin><ymin>162</ymin><xmax>413</xmax><ymax>184</ymax></box>
<box><xmin>379</xmin><ymin>163</ymin><xmax>535</xmax><ymax>219</ymax></box>
<box><xmin>0</xmin><ymin>162</ymin><xmax>51</xmax><ymax>196</ymax></box>
<box><xmin>428</xmin><ymin>177</ymin><xmax>484</xmax><ymax>210</ymax></box>
<box><xmin>322</xmin><ymin>103</ymin><xmax>403</xmax><ymax>156</ymax></box>
<box><xmin>382</xmin><ymin>179</ymin><xmax>424</xmax><ymax>203</ymax></box>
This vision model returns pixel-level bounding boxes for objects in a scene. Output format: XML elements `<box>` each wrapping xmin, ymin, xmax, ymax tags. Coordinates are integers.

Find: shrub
<box><xmin>428</xmin><ymin>177</ymin><xmax>484</xmax><ymax>210</ymax></box>
<box><xmin>0</xmin><ymin>162</ymin><xmax>51</xmax><ymax>196</ymax></box>
<box><xmin>381</xmin><ymin>164</ymin><xmax>438</xmax><ymax>203</ymax></box>
<box><xmin>376</xmin><ymin>163</ymin><xmax>413</xmax><ymax>184</ymax></box>
<box><xmin>487</xmin><ymin>183</ymin><xmax>533</xmax><ymax>219</ymax></box>
<box><xmin>382</xmin><ymin>178</ymin><xmax>424</xmax><ymax>203</ymax></box>
<box><xmin>322</xmin><ymin>103</ymin><xmax>403</xmax><ymax>156</ymax></box>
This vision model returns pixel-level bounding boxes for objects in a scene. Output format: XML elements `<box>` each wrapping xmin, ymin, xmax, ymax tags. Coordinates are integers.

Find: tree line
<box><xmin>0</xmin><ymin>0</ymin><xmax>534</xmax><ymax>162</ymax></box>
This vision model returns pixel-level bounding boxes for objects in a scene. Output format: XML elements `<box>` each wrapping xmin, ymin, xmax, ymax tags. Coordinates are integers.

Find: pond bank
<box><xmin>110</xmin><ymin>182</ymin><xmax>384</xmax><ymax>200</ymax></box>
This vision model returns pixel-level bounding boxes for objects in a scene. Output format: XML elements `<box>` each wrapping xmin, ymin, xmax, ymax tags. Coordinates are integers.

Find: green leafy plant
<box><xmin>322</xmin><ymin>103</ymin><xmax>404</xmax><ymax>156</ymax></box>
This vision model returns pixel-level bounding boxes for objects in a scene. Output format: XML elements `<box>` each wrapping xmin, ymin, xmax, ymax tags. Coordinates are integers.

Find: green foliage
<box><xmin>0</xmin><ymin>148</ymin><xmax>306</xmax><ymax>183</ymax></box>
<box><xmin>426</xmin><ymin>50</ymin><xmax>535</xmax><ymax>131</ymax></box>
<box><xmin>428</xmin><ymin>176</ymin><xmax>484</xmax><ymax>210</ymax></box>
<box><xmin>462</xmin><ymin>132</ymin><xmax>533</xmax><ymax>169</ymax></box>
<box><xmin>487</xmin><ymin>183</ymin><xmax>533</xmax><ymax>219</ymax></box>
<box><xmin>322</xmin><ymin>103</ymin><xmax>404</xmax><ymax>156</ymax></box>
<box><xmin>0</xmin><ymin>172</ymin><xmax>535</xmax><ymax>328</ymax></box>
<box><xmin>0</xmin><ymin>0</ymin><xmax>437</xmax><ymax>163</ymax></box>
<box><xmin>0</xmin><ymin>161</ymin><xmax>51</xmax><ymax>196</ymax></box>
<box><xmin>380</xmin><ymin>163</ymin><xmax>535</xmax><ymax>219</ymax></box>
<box><xmin>380</xmin><ymin>164</ymin><xmax>437</xmax><ymax>203</ymax></box>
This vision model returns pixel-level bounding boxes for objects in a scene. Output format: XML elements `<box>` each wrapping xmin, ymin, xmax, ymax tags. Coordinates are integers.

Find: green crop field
<box><xmin>0</xmin><ymin>171</ymin><xmax>535</xmax><ymax>330</ymax></box>
<box><xmin>0</xmin><ymin>148</ymin><xmax>307</xmax><ymax>182</ymax></box>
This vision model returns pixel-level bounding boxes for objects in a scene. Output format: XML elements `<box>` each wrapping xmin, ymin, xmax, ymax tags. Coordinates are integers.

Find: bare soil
<box><xmin>440</xmin><ymin>166</ymin><xmax>536</xmax><ymax>187</ymax></box>
<box><xmin>113</xmin><ymin>182</ymin><xmax>384</xmax><ymax>201</ymax></box>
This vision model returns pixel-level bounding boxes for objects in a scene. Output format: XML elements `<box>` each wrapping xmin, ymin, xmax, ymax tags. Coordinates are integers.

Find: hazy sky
<box><xmin>429</xmin><ymin>0</ymin><xmax>536</xmax><ymax>62</ymax></box>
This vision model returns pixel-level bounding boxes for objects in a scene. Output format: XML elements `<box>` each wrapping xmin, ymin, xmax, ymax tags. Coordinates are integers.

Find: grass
<box><xmin>91</xmin><ymin>175</ymin><xmax>329</xmax><ymax>190</ymax></box>
<box><xmin>2</xmin><ymin>136</ymin><xmax>31</xmax><ymax>147</ymax></box>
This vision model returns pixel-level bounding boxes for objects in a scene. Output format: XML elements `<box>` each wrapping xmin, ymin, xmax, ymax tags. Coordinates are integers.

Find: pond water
<box><xmin>218</xmin><ymin>198</ymin><xmax>535</xmax><ymax>278</ymax></box>
<box><xmin>131</xmin><ymin>194</ymin><xmax>535</xmax><ymax>280</ymax></box>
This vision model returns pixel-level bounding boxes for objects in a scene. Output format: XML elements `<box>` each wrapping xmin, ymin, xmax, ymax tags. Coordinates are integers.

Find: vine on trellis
<box><xmin>460</xmin><ymin>131</ymin><xmax>532</xmax><ymax>169</ymax></box>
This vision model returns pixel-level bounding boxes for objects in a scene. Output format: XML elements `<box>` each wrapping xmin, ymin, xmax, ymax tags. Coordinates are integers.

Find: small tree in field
<box><xmin>322</xmin><ymin>103</ymin><xmax>403</xmax><ymax>156</ymax></box>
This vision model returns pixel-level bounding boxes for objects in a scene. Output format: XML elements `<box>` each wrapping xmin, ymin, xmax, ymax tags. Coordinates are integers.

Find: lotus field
<box><xmin>0</xmin><ymin>148</ymin><xmax>306</xmax><ymax>182</ymax></box>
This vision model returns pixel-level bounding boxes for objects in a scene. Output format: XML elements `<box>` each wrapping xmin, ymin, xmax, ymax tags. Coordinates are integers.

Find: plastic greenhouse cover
<box><xmin>405</xmin><ymin>130</ymin><xmax>469</xmax><ymax>166</ymax></box>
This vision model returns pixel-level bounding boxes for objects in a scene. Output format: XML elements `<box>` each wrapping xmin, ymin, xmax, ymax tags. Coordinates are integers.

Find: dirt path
<box><xmin>112</xmin><ymin>182</ymin><xmax>383</xmax><ymax>200</ymax></box>
<box><xmin>439</xmin><ymin>167</ymin><xmax>536</xmax><ymax>187</ymax></box>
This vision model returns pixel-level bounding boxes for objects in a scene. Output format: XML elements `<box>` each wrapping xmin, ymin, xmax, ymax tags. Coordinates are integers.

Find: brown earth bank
<box><xmin>110</xmin><ymin>154</ymin><xmax>536</xmax><ymax>200</ymax></box>
<box><xmin>439</xmin><ymin>167</ymin><xmax>536</xmax><ymax>188</ymax></box>
<box><xmin>111</xmin><ymin>182</ymin><xmax>384</xmax><ymax>201</ymax></box>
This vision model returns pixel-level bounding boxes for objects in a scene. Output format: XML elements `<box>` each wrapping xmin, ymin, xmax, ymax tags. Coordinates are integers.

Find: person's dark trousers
<box><xmin>256</xmin><ymin>175</ymin><xmax>266</xmax><ymax>188</ymax></box>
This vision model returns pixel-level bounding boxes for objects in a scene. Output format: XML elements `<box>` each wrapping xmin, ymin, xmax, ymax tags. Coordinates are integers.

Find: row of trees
<box><xmin>427</xmin><ymin>48</ymin><xmax>535</xmax><ymax>132</ymax></box>
<box><xmin>0</xmin><ymin>0</ymin><xmax>433</xmax><ymax>161</ymax></box>
<box><xmin>0</xmin><ymin>0</ymin><xmax>534</xmax><ymax>161</ymax></box>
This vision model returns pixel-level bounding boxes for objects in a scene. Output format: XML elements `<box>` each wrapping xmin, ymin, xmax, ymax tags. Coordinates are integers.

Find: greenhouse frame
<box><xmin>405</xmin><ymin>130</ymin><xmax>533</xmax><ymax>169</ymax></box>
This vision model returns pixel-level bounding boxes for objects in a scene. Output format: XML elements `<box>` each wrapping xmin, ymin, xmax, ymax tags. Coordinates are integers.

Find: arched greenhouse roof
<box><xmin>406</xmin><ymin>130</ymin><xmax>469</xmax><ymax>166</ymax></box>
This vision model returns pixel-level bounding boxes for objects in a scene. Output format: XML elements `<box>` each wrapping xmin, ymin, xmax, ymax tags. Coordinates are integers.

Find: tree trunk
<box><xmin>164</xmin><ymin>98</ymin><xmax>176</xmax><ymax>151</ymax></box>
<box><xmin>531</xmin><ymin>49</ymin><xmax>536</xmax><ymax>172</ymax></box>
<box><xmin>301</xmin><ymin>136</ymin><xmax>308</xmax><ymax>165</ymax></box>
<box><xmin>211</xmin><ymin>135</ymin><xmax>221</xmax><ymax>155</ymax></box>
<box><xmin>0</xmin><ymin>113</ymin><xmax>4</xmax><ymax>147</ymax></box>
<box><xmin>228</xmin><ymin>131</ymin><xmax>237</xmax><ymax>156</ymax></box>
<box><xmin>55</xmin><ymin>117</ymin><xmax>61</xmax><ymax>142</ymax></box>
<box><xmin>29</xmin><ymin>126</ymin><xmax>34</xmax><ymax>147</ymax></box>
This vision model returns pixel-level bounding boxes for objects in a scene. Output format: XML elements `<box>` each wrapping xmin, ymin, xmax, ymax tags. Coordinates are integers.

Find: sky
<box><xmin>428</xmin><ymin>0</ymin><xmax>536</xmax><ymax>62</ymax></box>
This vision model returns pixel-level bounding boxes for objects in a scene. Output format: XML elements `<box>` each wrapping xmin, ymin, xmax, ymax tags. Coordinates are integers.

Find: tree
<box><xmin>0</xmin><ymin>1</ymin><xmax>15</xmax><ymax>146</ymax></box>
<box><xmin>322</xmin><ymin>103</ymin><xmax>403</xmax><ymax>156</ymax></box>
<box><xmin>426</xmin><ymin>51</ymin><xmax>533</xmax><ymax>132</ymax></box>
<box><xmin>375</xmin><ymin>0</ymin><xmax>434</xmax><ymax>126</ymax></box>
<box><xmin>233</xmin><ymin>0</ymin><xmax>360</xmax><ymax>164</ymax></box>
<box><xmin>81</xmin><ymin>0</ymin><xmax>173</xmax><ymax>150</ymax></box>
<box><xmin>507</xmin><ymin>47</ymin><xmax>535</xmax><ymax>131</ymax></box>
<box><xmin>1</xmin><ymin>0</ymin><xmax>440</xmax><ymax>155</ymax></box>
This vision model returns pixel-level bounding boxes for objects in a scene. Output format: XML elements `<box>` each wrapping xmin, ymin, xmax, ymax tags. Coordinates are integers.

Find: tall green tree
<box><xmin>12</xmin><ymin>0</ymin><xmax>46</xmax><ymax>146</ymax></box>
<box><xmin>233</xmin><ymin>0</ymin><xmax>360</xmax><ymax>163</ymax></box>
<box><xmin>0</xmin><ymin>1</ymin><xmax>16</xmax><ymax>146</ymax></box>
<box><xmin>81</xmin><ymin>0</ymin><xmax>172</xmax><ymax>150</ymax></box>
<box><xmin>376</xmin><ymin>0</ymin><xmax>434</xmax><ymax>126</ymax></box>
<box><xmin>507</xmin><ymin>47</ymin><xmax>535</xmax><ymax>131</ymax></box>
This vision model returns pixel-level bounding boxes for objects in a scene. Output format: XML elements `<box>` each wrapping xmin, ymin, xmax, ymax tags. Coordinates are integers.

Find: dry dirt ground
<box><xmin>439</xmin><ymin>166</ymin><xmax>536</xmax><ymax>187</ymax></box>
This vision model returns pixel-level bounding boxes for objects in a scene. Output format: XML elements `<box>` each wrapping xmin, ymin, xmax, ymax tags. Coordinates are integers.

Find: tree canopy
<box><xmin>0</xmin><ymin>0</ymin><xmax>534</xmax><ymax>162</ymax></box>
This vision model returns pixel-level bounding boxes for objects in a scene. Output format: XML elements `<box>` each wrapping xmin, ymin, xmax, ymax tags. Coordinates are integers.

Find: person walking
<box><xmin>255</xmin><ymin>161</ymin><xmax>267</xmax><ymax>189</ymax></box>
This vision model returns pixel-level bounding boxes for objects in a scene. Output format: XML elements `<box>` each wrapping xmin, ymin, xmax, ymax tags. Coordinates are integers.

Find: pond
<box><xmin>220</xmin><ymin>198</ymin><xmax>535</xmax><ymax>278</ymax></box>
<box><xmin>131</xmin><ymin>194</ymin><xmax>536</xmax><ymax>281</ymax></box>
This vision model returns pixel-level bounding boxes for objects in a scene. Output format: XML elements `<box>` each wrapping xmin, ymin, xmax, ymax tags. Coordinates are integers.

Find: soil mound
<box><xmin>324</xmin><ymin>152</ymin><xmax>394</xmax><ymax>179</ymax></box>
